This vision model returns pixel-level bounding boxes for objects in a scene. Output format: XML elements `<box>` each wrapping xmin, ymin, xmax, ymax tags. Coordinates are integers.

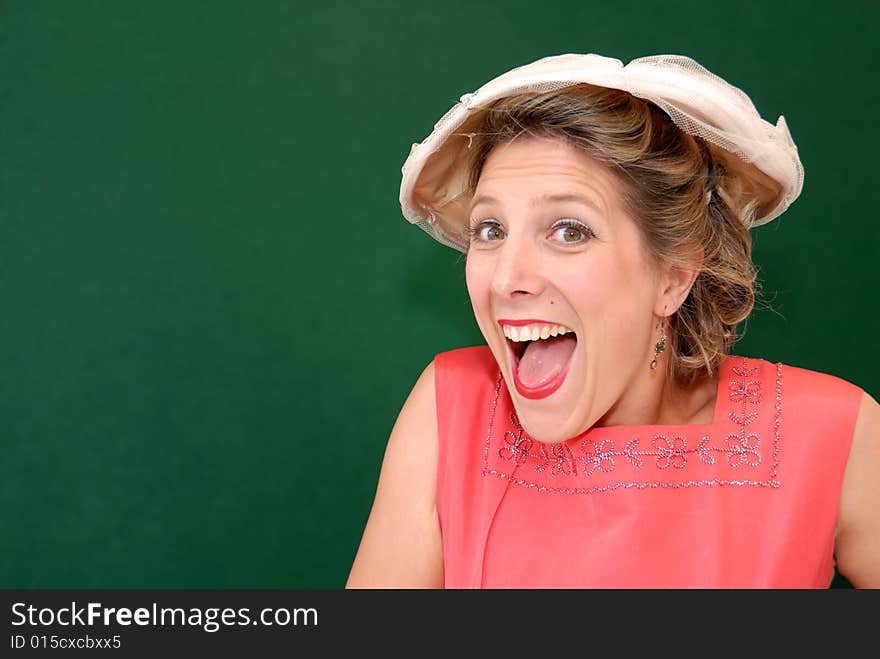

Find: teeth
<box><xmin>502</xmin><ymin>323</ymin><xmax>573</xmax><ymax>342</ymax></box>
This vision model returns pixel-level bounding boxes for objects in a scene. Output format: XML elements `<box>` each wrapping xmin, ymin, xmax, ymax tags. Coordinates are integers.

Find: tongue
<box><xmin>517</xmin><ymin>334</ymin><xmax>577</xmax><ymax>388</ymax></box>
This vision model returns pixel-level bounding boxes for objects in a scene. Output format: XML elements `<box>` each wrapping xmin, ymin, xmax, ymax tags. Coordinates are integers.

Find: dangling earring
<box><xmin>650</xmin><ymin>320</ymin><xmax>666</xmax><ymax>370</ymax></box>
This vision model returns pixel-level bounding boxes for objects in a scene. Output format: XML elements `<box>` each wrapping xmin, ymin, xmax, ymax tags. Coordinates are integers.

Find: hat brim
<box><xmin>400</xmin><ymin>54</ymin><xmax>804</xmax><ymax>252</ymax></box>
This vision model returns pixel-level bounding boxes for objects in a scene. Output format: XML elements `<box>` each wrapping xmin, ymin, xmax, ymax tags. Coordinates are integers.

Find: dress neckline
<box><xmin>484</xmin><ymin>354</ymin><xmax>780</xmax><ymax>495</ymax></box>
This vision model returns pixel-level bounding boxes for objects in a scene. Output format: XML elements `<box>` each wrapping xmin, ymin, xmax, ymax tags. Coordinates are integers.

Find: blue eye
<box><xmin>551</xmin><ymin>219</ymin><xmax>594</xmax><ymax>244</ymax></box>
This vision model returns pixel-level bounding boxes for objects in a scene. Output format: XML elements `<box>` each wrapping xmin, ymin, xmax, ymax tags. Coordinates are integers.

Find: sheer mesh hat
<box><xmin>399</xmin><ymin>53</ymin><xmax>804</xmax><ymax>252</ymax></box>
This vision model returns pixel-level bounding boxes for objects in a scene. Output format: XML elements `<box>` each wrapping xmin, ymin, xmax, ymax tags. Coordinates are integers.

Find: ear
<box><xmin>653</xmin><ymin>246</ymin><xmax>703</xmax><ymax>317</ymax></box>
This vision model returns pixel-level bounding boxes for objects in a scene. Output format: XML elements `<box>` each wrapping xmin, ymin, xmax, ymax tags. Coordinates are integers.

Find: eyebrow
<box><xmin>469</xmin><ymin>192</ymin><xmax>604</xmax><ymax>215</ymax></box>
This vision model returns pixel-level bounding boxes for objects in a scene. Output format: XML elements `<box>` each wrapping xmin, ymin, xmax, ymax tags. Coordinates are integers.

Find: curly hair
<box><xmin>465</xmin><ymin>84</ymin><xmax>761</xmax><ymax>386</ymax></box>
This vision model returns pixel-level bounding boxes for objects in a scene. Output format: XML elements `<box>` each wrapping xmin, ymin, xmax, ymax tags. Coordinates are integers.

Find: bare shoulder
<box><xmin>345</xmin><ymin>360</ymin><xmax>443</xmax><ymax>588</ymax></box>
<box><xmin>836</xmin><ymin>390</ymin><xmax>880</xmax><ymax>587</ymax></box>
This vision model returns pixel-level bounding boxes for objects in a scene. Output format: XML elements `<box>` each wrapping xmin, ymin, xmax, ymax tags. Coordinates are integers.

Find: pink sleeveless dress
<box><xmin>434</xmin><ymin>346</ymin><xmax>864</xmax><ymax>588</ymax></box>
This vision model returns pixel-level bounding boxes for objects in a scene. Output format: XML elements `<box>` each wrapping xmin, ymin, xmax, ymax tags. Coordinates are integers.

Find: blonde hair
<box><xmin>465</xmin><ymin>84</ymin><xmax>761</xmax><ymax>386</ymax></box>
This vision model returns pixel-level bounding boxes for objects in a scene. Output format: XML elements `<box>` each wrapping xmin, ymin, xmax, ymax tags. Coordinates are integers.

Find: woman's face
<box><xmin>465</xmin><ymin>136</ymin><xmax>668</xmax><ymax>443</ymax></box>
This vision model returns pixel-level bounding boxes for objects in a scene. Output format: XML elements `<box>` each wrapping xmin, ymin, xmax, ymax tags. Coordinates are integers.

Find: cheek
<box><xmin>465</xmin><ymin>256</ymin><xmax>497</xmax><ymax>344</ymax></box>
<box><xmin>464</xmin><ymin>254</ymin><xmax>488</xmax><ymax>302</ymax></box>
<box><xmin>563</xmin><ymin>256</ymin><xmax>652</xmax><ymax>324</ymax></box>
<box><xmin>561</xmin><ymin>261</ymin><xmax>618</xmax><ymax>313</ymax></box>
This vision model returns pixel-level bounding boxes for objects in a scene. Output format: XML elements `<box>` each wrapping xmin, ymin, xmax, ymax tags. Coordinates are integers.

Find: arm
<box><xmin>345</xmin><ymin>360</ymin><xmax>444</xmax><ymax>588</ymax></box>
<box><xmin>835</xmin><ymin>390</ymin><xmax>880</xmax><ymax>587</ymax></box>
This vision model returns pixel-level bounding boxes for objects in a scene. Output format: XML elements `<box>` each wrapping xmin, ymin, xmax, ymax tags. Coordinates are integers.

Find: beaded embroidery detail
<box><xmin>482</xmin><ymin>357</ymin><xmax>783</xmax><ymax>494</ymax></box>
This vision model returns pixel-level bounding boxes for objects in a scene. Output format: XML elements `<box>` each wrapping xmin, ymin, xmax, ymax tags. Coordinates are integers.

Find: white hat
<box><xmin>399</xmin><ymin>53</ymin><xmax>804</xmax><ymax>252</ymax></box>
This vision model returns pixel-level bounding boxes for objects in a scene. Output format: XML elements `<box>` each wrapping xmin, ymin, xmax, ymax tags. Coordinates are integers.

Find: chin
<box><xmin>515</xmin><ymin>408</ymin><xmax>587</xmax><ymax>444</ymax></box>
<box><xmin>487</xmin><ymin>334</ymin><xmax>590</xmax><ymax>444</ymax></box>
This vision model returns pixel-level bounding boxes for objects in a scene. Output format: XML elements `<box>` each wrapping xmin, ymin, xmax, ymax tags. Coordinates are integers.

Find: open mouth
<box><xmin>503</xmin><ymin>325</ymin><xmax>577</xmax><ymax>400</ymax></box>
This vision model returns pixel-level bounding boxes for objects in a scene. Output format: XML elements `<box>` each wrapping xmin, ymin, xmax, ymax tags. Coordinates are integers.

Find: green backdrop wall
<box><xmin>1</xmin><ymin>0</ymin><xmax>877</xmax><ymax>588</ymax></box>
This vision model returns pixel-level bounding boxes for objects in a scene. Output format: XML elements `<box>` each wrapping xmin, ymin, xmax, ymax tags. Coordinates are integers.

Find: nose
<box><xmin>490</xmin><ymin>234</ymin><xmax>546</xmax><ymax>299</ymax></box>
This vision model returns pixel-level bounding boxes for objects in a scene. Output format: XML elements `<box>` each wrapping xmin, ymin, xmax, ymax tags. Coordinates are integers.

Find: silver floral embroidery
<box><xmin>728</xmin><ymin>379</ymin><xmax>762</xmax><ymax>404</ymax></box>
<box><xmin>582</xmin><ymin>438</ymin><xmax>625</xmax><ymax>474</ymax></box>
<box><xmin>498</xmin><ymin>413</ymin><xmax>532</xmax><ymax>466</ymax></box>
<box><xmin>537</xmin><ymin>443</ymin><xmax>578</xmax><ymax>476</ymax></box>
<box><xmin>726</xmin><ymin>361</ymin><xmax>763</xmax><ymax>467</ymax></box>
<box><xmin>500</xmin><ymin>428</ymin><xmax>762</xmax><ymax>473</ymax></box>
<box><xmin>724</xmin><ymin>432</ymin><xmax>761</xmax><ymax>467</ymax></box>
<box><xmin>653</xmin><ymin>435</ymin><xmax>688</xmax><ymax>469</ymax></box>
<box><xmin>482</xmin><ymin>358</ymin><xmax>783</xmax><ymax>494</ymax></box>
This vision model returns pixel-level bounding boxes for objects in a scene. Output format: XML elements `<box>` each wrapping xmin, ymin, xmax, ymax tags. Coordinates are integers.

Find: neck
<box><xmin>597</xmin><ymin>361</ymin><xmax>718</xmax><ymax>428</ymax></box>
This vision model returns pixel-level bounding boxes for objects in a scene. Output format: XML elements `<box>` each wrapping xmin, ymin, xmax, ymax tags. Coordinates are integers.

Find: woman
<box><xmin>346</xmin><ymin>54</ymin><xmax>880</xmax><ymax>588</ymax></box>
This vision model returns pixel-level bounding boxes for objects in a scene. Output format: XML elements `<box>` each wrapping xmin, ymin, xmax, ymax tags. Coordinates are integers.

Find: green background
<box><xmin>1</xmin><ymin>1</ymin><xmax>876</xmax><ymax>588</ymax></box>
